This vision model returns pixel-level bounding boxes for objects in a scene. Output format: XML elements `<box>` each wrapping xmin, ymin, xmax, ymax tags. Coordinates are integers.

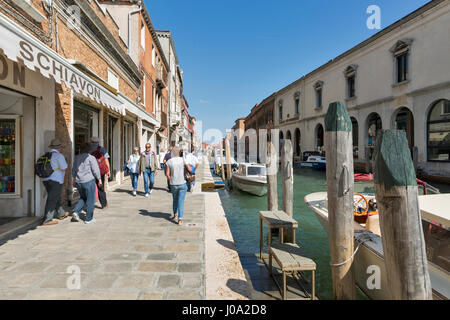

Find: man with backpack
<box><xmin>38</xmin><ymin>138</ymin><xmax>69</xmax><ymax>226</ymax></box>
<box><xmin>90</xmin><ymin>137</ymin><xmax>110</xmax><ymax>209</ymax></box>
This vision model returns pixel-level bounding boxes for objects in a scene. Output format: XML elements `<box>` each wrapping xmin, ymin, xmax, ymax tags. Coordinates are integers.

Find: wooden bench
<box><xmin>259</xmin><ymin>210</ymin><xmax>298</xmax><ymax>259</ymax></box>
<box><xmin>269</xmin><ymin>242</ymin><xmax>316</xmax><ymax>300</ymax></box>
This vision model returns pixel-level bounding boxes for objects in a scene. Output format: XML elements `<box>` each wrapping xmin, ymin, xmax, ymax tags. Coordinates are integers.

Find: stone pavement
<box><xmin>0</xmin><ymin>167</ymin><xmax>205</xmax><ymax>300</ymax></box>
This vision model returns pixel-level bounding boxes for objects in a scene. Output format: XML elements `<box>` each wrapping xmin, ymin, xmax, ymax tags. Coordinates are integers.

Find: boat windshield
<box><xmin>422</xmin><ymin>220</ymin><xmax>450</xmax><ymax>273</ymax></box>
<box><xmin>247</xmin><ymin>166</ymin><xmax>266</xmax><ymax>176</ymax></box>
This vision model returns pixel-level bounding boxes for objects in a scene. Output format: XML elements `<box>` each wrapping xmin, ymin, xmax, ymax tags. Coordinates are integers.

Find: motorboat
<box><xmin>232</xmin><ymin>163</ymin><xmax>267</xmax><ymax>196</ymax></box>
<box><xmin>304</xmin><ymin>176</ymin><xmax>449</xmax><ymax>300</ymax></box>
<box><xmin>299</xmin><ymin>155</ymin><xmax>326</xmax><ymax>170</ymax></box>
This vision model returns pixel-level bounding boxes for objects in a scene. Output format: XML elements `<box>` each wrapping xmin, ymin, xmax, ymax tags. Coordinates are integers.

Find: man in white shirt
<box><xmin>41</xmin><ymin>138</ymin><xmax>68</xmax><ymax>225</ymax></box>
<box><xmin>184</xmin><ymin>147</ymin><xmax>199</xmax><ymax>192</ymax></box>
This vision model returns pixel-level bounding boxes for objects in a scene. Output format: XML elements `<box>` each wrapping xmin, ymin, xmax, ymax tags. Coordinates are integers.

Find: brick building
<box><xmin>0</xmin><ymin>0</ymin><xmax>170</xmax><ymax>222</ymax></box>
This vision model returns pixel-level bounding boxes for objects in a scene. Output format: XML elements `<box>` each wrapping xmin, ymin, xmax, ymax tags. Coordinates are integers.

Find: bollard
<box><xmin>281</xmin><ymin>139</ymin><xmax>294</xmax><ymax>243</ymax></box>
<box><xmin>373</xmin><ymin>130</ymin><xmax>432</xmax><ymax>300</ymax></box>
<box><xmin>325</xmin><ymin>101</ymin><xmax>356</xmax><ymax>300</ymax></box>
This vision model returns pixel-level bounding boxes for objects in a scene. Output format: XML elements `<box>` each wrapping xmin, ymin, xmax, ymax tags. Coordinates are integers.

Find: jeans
<box><xmin>96</xmin><ymin>175</ymin><xmax>107</xmax><ymax>208</ymax></box>
<box><xmin>130</xmin><ymin>173</ymin><xmax>139</xmax><ymax>190</ymax></box>
<box><xmin>143</xmin><ymin>168</ymin><xmax>154</xmax><ymax>194</ymax></box>
<box><xmin>160</xmin><ymin>163</ymin><xmax>165</xmax><ymax>172</ymax></box>
<box><xmin>74</xmin><ymin>179</ymin><xmax>96</xmax><ymax>222</ymax></box>
<box><xmin>171</xmin><ymin>183</ymin><xmax>187</xmax><ymax>220</ymax></box>
<box><xmin>42</xmin><ymin>180</ymin><xmax>65</xmax><ymax>224</ymax></box>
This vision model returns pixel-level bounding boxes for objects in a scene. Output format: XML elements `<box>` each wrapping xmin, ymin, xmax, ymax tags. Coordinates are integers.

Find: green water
<box><xmin>218</xmin><ymin>167</ymin><xmax>450</xmax><ymax>300</ymax></box>
<box><xmin>218</xmin><ymin>168</ymin><xmax>334</xmax><ymax>299</ymax></box>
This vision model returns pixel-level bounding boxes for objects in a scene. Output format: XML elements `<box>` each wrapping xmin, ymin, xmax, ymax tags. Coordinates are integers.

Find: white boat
<box><xmin>232</xmin><ymin>163</ymin><xmax>267</xmax><ymax>196</ymax></box>
<box><xmin>299</xmin><ymin>156</ymin><xmax>326</xmax><ymax>170</ymax></box>
<box><xmin>305</xmin><ymin>187</ymin><xmax>450</xmax><ymax>300</ymax></box>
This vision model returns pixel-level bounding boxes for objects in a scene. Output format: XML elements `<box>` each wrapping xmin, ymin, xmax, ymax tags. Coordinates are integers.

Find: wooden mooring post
<box><xmin>373</xmin><ymin>130</ymin><xmax>432</xmax><ymax>300</ymax></box>
<box><xmin>281</xmin><ymin>139</ymin><xmax>294</xmax><ymax>243</ymax></box>
<box><xmin>220</xmin><ymin>141</ymin><xmax>226</xmax><ymax>182</ymax></box>
<box><xmin>225</xmin><ymin>138</ymin><xmax>232</xmax><ymax>183</ymax></box>
<box><xmin>266</xmin><ymin>141</ymin><xmax>278</xmax><ymax>212</ymax></box>
<box><xmin>324</xmin><ymin>101</ymin><xmax>355</xmax><ymax>300</ymax></box>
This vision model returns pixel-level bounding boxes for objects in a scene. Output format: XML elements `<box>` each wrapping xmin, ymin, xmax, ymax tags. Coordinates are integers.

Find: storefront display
<box><xmin>0</xmin><ymin>117</ymin><xmax>19</xmax><ymax>195</ymax></box>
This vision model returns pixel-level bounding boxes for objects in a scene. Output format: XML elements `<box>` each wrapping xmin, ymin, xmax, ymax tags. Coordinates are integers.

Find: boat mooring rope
<box><xmin>329</xmin><ymin>232</ymin><xmax>373</xmax><ymax>267</ymax></box>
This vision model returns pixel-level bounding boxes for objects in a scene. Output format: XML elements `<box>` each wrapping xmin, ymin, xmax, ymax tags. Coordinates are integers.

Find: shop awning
<box><xmin>0</xmin><ymin>13</ymin><xmax>124</xmax><ymax>115</ymax></box>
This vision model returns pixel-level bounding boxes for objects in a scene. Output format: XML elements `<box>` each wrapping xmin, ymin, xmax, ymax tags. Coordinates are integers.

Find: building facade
<box><xmin>270</xmin><ymin>0</ymin><xmax>450</xmax><ymax>180</ymax></box>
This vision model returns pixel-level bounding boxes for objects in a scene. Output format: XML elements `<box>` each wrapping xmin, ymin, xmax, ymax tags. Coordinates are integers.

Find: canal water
<box><xmin>218</xmin><ymin>167</ymin><xmax>450</xmax><ymax>300</ymax></box>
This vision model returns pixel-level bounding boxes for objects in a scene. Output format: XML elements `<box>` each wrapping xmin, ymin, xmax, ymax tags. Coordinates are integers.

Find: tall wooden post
<box><xmin>281</xmin><ymin>139</ymin><xmax>294</xmax><ymax>243</ymax></box>
<box><xmin>373</xmin><ymin>130</ymin><xmax>432</xmax><ymax>300</ymax></box>
<box><xmin>225</xmin><ymin>139</ymin><xmax>232</xmax><ymax>182</ymax></box>
<box><xmin>220</xmin><ymin>141</ymin><xmax>226</xmax><ymax>182</ymax></box>
<box><xmin>266</xmin><ymin>141</ymin><xmax>278</xmax><ymax>212</ymax></box>
<box><xmin>325</xmin><ymin>101</ymin><xmax>355</xmax><ymax>300</ymax></box>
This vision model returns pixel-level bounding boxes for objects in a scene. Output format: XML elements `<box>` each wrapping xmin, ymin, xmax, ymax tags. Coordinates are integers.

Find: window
<box><xmin>107</xmin><ymin>69</ymin><xmax>118</xmax><ymax>90</ymax></box>
<box><xmin>390</xmin><ymin>39</ymin><xmax>413</xmax><ymax>84</ymax></box>
<box><xmin>294</xmin><ymin>91</ymin><xmax>300</xmax><ymax>115</ymax></box>
<box><xmin>140</xmin><ymin>22</ymin><xmax>145</xmax><ymax>50</ymax></box>
<box><xmin>396</xmin><ymin>53</ymin><xmax>408</xmax><ymax>83</ymax></box>
<box><xmin>278</xmin><ymin>99</ymin><xmax>283</xmax><ymax>121</ymax></box>
<box><xmin>427</xmin><ymin>99</ymin><xmax>450</xmax><ymax>162</ymax></box>
<box><xmin>152</xmin><ymin>45</ymin><xmax>155</xmax><ymax>66</ymax></box>
<box><xmin>344</xmin><ymin>65</ymin><xmax>358</xmax><ymax>99</ymax></box>
<box><xmin>142</xmin><ymin>77</ymin><xmax>146</xmax><ymax>107</ymax></box>
<box><xmin>314</xmin><ymin>81</ymin><xmax>323</xmax><ymax>109</ymax></box>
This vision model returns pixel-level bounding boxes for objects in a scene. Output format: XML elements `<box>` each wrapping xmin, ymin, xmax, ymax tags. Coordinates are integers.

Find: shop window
<box><xmin>427</xmin><ymin>99</ymin><xmax>450</xmax><ymax>162</ymax></box>
<box><xmin>74</xmin><ymin>102</ymin><xmax>99</xmax><ymax>155</ymax></box>
<box><xmin>0</xmin><ymin>116</ymin><xmax>20</xmax><ymax>195</ymax></box>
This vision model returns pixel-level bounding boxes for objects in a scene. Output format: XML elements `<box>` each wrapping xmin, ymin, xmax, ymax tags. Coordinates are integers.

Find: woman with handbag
<box><xmin>165</xmin><ymin>146</ymin><xmax>192</xmax><ymax>226</ymax></box>
<box><xmin>127</xmin><ymin>147</ymin><xmax>141</xmax><ymax>196</ymax></box>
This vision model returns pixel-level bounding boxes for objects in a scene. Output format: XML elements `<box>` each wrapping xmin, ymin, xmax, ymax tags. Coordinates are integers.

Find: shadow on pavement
<box><xmin>138</xmin><ymin>209</ymin><xmax>178</xmax><ymax>224</ymax></box>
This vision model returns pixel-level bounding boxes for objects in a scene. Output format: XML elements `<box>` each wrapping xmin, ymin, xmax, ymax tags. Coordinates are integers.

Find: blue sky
<box><xmin>145</xmin><ymin>0</ymin><xmax>431</xmax><ymax>143</ymax></box>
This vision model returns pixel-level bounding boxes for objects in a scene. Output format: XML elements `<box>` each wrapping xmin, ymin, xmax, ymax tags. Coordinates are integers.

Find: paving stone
<box><xmin>39</xmin><ymin>273</ymin><xmax>85</xmax><ymax>289</ymax></box>
<box><xmin>139</xmin><ymin>292</ymin><xmax>164</xmax><ymax>300</ymax></box>
<box><xmin>117</xmin><ymin>275</ymin><xmax>154</xmax><ymax>289</ymax></box>
<box><xmin>103</xmin><ymin>262</ymin><xmax>134</xmax><ymax>273</ymax></box>
<box><xmin>177</xmin><ymin>263</ymin><xmax>202</xmax><ymax>273</ymax></box>
<box><xmin>135</xmin><ymin>244</ymin><xmax>164</xmax><ymax>252</ymax></box>
<box><xmin>85</xmin><ymin>274</ymin><xmax>119</xmax><ymax>289</ymax></box>
<box><xmin>146</xmin><ymin>253</ymin><xmax>176</xmax><ymax>261</ymax></box>
<box><xmin>177</xmin><ymin>252</ymin><xmax>202</xmax><ymax>262</ymax></box>
<box><xmin>137</xmin><ymin>262</ymin><xmax>176</xmax><ymax>272</ymax></box>
<box><xmin>90</xmin><ymin>291</ymin><xmax>140</xmax><ymax>300</ymax></box>
<box><xmin>6</xmin><ymin>273</ymin><xmax>46</xmax><ymax>288</ymax></box>
<box><xmin>167</xmin><ymin>290</ymin><xmax>202</xmax><ymax>300</ymax></box>
<box><xmin>167</xmin><ymin>245</ymin><xmax>199</xmax><ymax>252</ymax></box>
<box><xmin>10</xmin><ymin>262</ymin><xmax>52</xmax><ymax>273</ymax></box>
<box><xmin>29</xmin><ymin>289</ymin><xmax>89</xmax><ymax>300</ymax></box>
<box><xmin>0</xmin><ymin>289</ymin><xmax>29</xmax><ymax>300</ymax></box>
<box><xmin>157</xmin><ymin>275</ymin><xmax>181</xmax><ymax>288</ymax></box>
<box><xmin>104</xmin><ymin>253</ymin><xmax>142</xmax><ymax>261</ymax></box>
<box><xmin>182</xmin><ymin>274</ymin><xmax>203</xmax><ymax>289</ymax></box>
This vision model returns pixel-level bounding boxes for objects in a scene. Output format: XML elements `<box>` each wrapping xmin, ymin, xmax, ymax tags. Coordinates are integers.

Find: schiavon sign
<box><xmin>0</xmin><ymin>13</ymin><xmax>124</xmax><ymax>115</ymax></box>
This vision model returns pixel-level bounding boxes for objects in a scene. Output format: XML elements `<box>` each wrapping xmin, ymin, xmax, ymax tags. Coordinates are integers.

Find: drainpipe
<box><xmin>128</xmin><ymin>1</ymin><xmax>142</xmax><ymax>55</ymax></box>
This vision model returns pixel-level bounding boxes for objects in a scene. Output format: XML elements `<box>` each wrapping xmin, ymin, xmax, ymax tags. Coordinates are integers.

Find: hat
<box><xmin>48</xmin><ymin>138</ymin><xmax>64</xmax><ymax>149</ymax></box>
<box><xmin>91</xmin><ymin>136</ymin><xmax>100</xmax><ymax>143</ymax></box>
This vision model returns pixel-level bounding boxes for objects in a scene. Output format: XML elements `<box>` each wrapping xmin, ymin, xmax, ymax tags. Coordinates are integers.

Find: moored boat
<box><xmin>299</xmin><ymin>155</ymin><xmax>326</xmax><ymax>170</ymax></box>
<box><xmin>232</xmin><ymin>163</ymin><xmax>267</xmax><ymax>196</ymax></box>
<box><xmin>304</xmin><ymin>177</ymin><xmax>449</xmax><ymax>300</ymax></box>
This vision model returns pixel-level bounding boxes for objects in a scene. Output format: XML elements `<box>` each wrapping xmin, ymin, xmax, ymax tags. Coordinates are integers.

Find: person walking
<box><xmin>40</xmin><ymin>138</ymin><xmax>69</xmax><ymax>226</ymax></box>
<box><xmin>184</xmin><ymin>147</ymin><xmax>199</xmax><ymax>192</ymax></box>
<box><xmin>139</xmin><ymin>143</ymin><xmax>157</xmax><ymax>197</ymax></box>
<box><xmin>128</xmin><ymin>147</ymin><xmax>140</xmax><ymax>196</ymax></box>
<box><xmin>165</xmin><ymin>146</ymin><xmax>192</xmax><ymax>226</ymax></box>
<box><xmin>72</xmin><ymin>143</ymin><xmax>101</xmax><ymax>224</ymax></box>
<box><xmin>159</xmin><ymin>149</ymin><xmax>166</xmax><ymax>172</ymax></box>
<box><xmin>163</xmin><ymin>146</ymin><xmax>173</xmax><ymax>192</ymax></box>
<box><xmin>90</xmin><ymin>137</ymin><xmax>110</xmax><ymax>209</ymax></box>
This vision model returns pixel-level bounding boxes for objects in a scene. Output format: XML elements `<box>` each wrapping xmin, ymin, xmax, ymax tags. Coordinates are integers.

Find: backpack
<box><xmin>35</xmin><ymin>152</ymin><xmax>54</xmax><ymax>178</ymax></box>
<box><xmin>91</xmin><ymin>146</ymin><xmax>109</xmax><ymax>176</ymax></box>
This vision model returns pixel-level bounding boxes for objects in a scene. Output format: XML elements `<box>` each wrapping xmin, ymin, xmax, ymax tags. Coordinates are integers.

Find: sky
<box><xmin>145</xmin><ymin>0</ymin><xmax>431</xmax><ymax>144</ymax></box>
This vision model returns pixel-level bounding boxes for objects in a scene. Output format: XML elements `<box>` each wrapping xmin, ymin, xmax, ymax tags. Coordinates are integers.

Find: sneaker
<box><xmin>149</xmin><ymin>189</ymin><xmax>153</xmax><ymax>194</ymax></box>
<box><xmin>71</xmin><ymin>212</ymin><xmax>80</xmax><ymax>222</ymax></box>
<box><xmin>132</xmin><ymin>190</ymin><xmax>137</xmax><ymax>196</ymax></box>
<box><xmin>145</xmin><ymin>193</ymin><xmax>149</xmax><ymax>198</ymax></box>
<box><xmin>84</xmin><ymin>218</ymin><xmax>96</xmax><ymax>224</ymax></box>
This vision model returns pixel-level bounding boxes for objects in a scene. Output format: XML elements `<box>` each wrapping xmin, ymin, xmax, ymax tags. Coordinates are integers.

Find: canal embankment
<box><xmin>198</xmin><ymin>157</ymin><xmax>251</xmax><ymax>300</ymax></box>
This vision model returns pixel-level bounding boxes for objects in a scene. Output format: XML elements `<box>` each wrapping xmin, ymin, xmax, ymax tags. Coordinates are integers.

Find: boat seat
<box><xmin>269</xmin><ymin>242</ymin><xmax>316</xmax><ymax>300</ymax></box>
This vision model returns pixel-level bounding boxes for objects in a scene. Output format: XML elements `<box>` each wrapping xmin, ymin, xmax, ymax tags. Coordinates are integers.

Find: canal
<box><xmin>218</xmin><ymin>167</ymin><xmax>450</xmax><ymax>300</ymax></box>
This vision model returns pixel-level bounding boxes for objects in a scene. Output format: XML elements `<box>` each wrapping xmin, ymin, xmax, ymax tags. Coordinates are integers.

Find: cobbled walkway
<box><xmin>0</xmin><ymin>167</ymin><xmax>205</xmax><ymax>300</ymax></box>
